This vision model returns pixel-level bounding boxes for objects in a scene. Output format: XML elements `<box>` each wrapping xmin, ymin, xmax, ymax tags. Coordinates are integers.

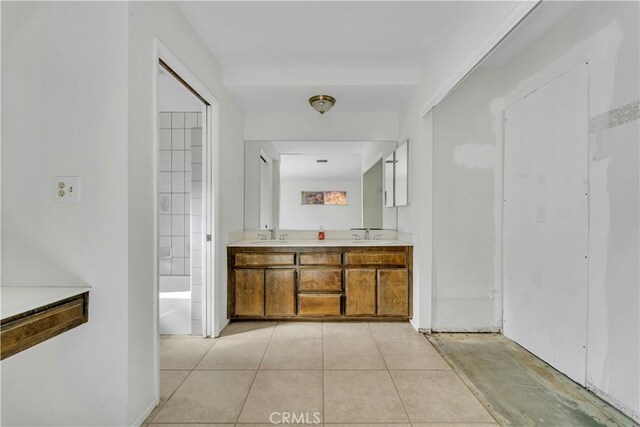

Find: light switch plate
<box><xmin>54</xmin><ymin>176</ymin><xmax>81</xmax><ymax>203</ymax></box>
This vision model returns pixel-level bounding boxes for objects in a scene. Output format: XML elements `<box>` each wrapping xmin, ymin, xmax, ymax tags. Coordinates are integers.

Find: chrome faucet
<box><xmin>268</xmin><ymin>228</ymin><xmax>276</xmax><ymax>240</ymax></box>
<box><xmin>364</xmin><ymin>229</ymin><xmax>371</xmax><ymax>240</ymax></box>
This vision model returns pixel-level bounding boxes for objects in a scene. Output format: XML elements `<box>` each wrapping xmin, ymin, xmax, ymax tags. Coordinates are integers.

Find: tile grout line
<box><xmin>149</xmin><ymin>336</ymin><xmax>217</xmax><ymax>423</ymax></box>
<box><xmin>233</xmin><ymin>322</ymin><xmax>277</xmax><ymax>425</ymax></box>
<box><xmin>367</xmin><ymin>322</ymin><xmax>412</xmax><ymax>425</ymax></box>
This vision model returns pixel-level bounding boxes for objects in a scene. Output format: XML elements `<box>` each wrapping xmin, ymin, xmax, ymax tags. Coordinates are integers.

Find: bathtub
<box><xmin>159</xmin><ymin>275</ymin><xmax>191</xmax><ymax>335</ymax></box>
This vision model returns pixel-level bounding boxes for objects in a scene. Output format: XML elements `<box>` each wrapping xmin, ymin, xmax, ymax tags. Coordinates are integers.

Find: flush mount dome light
<box><xmin>309</xmin><ymin>95</ymin><xmax>336</xmax><ymax>115</ymax></box>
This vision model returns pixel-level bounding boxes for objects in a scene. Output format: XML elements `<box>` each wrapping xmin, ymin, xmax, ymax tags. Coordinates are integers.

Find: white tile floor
<box><xmin>145</xmin><ymin>321</ymin><xmax>498</xmax><ymax>426</ymax></box>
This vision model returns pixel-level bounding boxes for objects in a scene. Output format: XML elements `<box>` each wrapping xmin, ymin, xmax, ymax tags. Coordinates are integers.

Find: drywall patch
<box><xmin>453</xmin><ymin>144</ymin><xmax>496</xmax><ymax>169</ymax></box>
<box><xmin>591</xmin><ymin>100</ymin><xmax>640</xmax><ymax>132</ymax></box>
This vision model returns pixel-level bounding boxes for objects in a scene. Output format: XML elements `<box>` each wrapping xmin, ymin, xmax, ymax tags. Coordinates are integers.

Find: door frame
<box><xmin>152</xmin><ymin>39</ymin><xmax>220</xmax><ymax>397</ymax></box>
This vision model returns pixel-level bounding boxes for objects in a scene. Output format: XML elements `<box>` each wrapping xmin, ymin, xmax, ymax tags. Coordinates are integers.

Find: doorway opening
<box><xmin>155</xmin><ymin>45</ymin><xmax>219</xmax><ymax>343</ymax></box>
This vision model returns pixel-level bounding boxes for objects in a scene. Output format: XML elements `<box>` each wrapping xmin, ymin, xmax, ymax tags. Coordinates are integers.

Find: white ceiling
<box><xmin>481</xmin><ymin>1</ymin><xmax>580</xmax><ymax>68</ymax></box>
<box><xmin>179</xmin><ymin>1</ymin><xmax>521</xmax><ymax>113</ymax></box>
<box><xmin>280</xmin><ymin>153</ymin><xmax>362</xmax><ymax>181</ymax></box>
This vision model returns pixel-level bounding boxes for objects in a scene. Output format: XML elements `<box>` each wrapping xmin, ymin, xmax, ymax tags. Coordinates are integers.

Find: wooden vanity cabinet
<box><xmin>377</xmin><ymin>268</ymin><xmax>409</xmax><ymax>316</ymax></box>
<box><xmin>234</xmin><ymin>269</ymin><xmax>264</xmax><ymax>316</ymax></box>
<box><xmin>228</xmin><ymin>245</ymin><xmax>412</xmax><ymax>320</ymax></box>
<box><xmin>345</xmin><ymin>269</ymin><xmax>376</xmax><ymax>316</ymax></box>
<box><xmin>265</xmin><ymin>269</ymin><xmax>296</xmax><ymax>316</ymax></box>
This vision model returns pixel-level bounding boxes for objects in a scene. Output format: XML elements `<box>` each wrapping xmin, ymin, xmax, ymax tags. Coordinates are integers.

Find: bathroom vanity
<box><xmin>227</xmin><ymin>240</ymin><xmax>412</xmax><ymax>320</ymax></box>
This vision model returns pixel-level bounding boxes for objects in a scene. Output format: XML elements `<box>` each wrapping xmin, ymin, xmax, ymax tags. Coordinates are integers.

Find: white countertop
<box><xmin>1</xmin><ymin>286</ymin><xmax>91</xmax><ymax>320</ymax></box>
<box><xmin>228</xmin><ymin>239</ymin><xmax>412</xmax><ymax>248</ymax></box>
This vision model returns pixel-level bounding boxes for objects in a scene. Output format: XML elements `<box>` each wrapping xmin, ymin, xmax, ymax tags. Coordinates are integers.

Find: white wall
<box><xmin>280</xmin><ymin>179</ymin><xmax>362</xmax><ymax>230</ymax></box>
<box><xmin>128</xmin><ymin>2</ymin><xmax>245</xmax><ymax>423</ymax></box>
<box><xmin>421</xmin><ymin>1</ymin><xmax>639</xmax><ymax>418</ymax></box>
<box><xmin>245</xmin><ymin>111</ymin><xmax>398</xmax><ymax>142</ymax></box>
<box><xmin>431</xmin><ymin>67</ymin><xmax>505</xmax><ymax>331</ymax></box>
<box><xmin>397</xmin><ymin>99</ymin><xmax>433</xmax><ymax>332</ymax></box>
<box><xmin>1</xmin><ymin>2</ymin><xmax>130</xmax><ymax>425</ymax></box>
<box><xmin>500</xmin><ymin>2</ymin><xmax>639</xmax><ymax>418</ymax></box>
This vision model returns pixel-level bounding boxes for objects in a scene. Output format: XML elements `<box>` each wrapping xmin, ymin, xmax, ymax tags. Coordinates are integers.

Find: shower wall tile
<box><xmin>171</xmin><ymin>151</ymin><xmax>185</xmax><ymax>171</ymax></box>
<box><xmin>159</xmin><ymin>236</ymin><xmax>171</xmax><ymax>249</ymax></box>
<box><xmin>191</xmin><ymin>146</ymin><xmax>202</xmax><ymax>163</ymax></box>
<box><xmin>171</xmin><ymin>172</ymin><xmax>185</xmax><ymax>192</ymax></box>
<box><xmin>172</xmin><ymin>236</ymin><xmax>185</xmax><ymax>257</ymax></box>
<box><xmin>171</xmin><ymin>129</ymin><xmax>184</xmax><ymax>149</ymax></box>
<box><xmin>171</xmin><ymin>258</ymin><xmax>184</xmax><ymax>276</ymax></box>
<box><xmin>185</xmin><ymin>112</ymin><xmax>198</xmax><ymax>129</ymax></box>
<box><xmin>191</xmin><ymin>250</ymin><xmax>202</xmax><ymax>268</ymax></box>
<box><xmin>159</xmin><ymin>215</ymin><xmax>171</xmax><ymax>236</ymax></box>
<box><xmin>171</xmin><ymin>215</ymin><xmax>186</xmax><ymax>236</ymax></box>
<box><xmin>160</xmin><ymin>259</ymin><xmax>172</xmax><ymax>275</ymax></box>
<box><xmin>159</xmin><ymin>112</ymin><xmax>172</xmax><ymax>129</ymax></box>
<box><xmin>159</xmin><ymin>151</ymin><xmax>171</xmax><ymax>171</ymax></box>
<box><xmin>171</xmin><ymin>112</ymin><xmax>184</xmax><ymax>129</ymax></box>
<box><xmin>159</xmin><ymin>111</ymin><xmax>203</xmax><ymax>334</ymax></box>
<box><xmin>191</xmin><ymin>303</ymin><xmax>202</xmax><ymax>320</ymax></box>
<box><xmin>191</xmin><ymin>182</ymin><xmax>202</xmax><ymax>198</ymax></box>
<box><xmin>159</xmin><ymin>172</ymin><xmax>172</xmax><ymax>192</ymax></box>
<box><xmin>191</xmin><ymin>269</ymin><xmax>202</xmax><ymax>286</ymax></box>
<box><xmin>191</xmin><ymin>234</ymin><xmax>203</xmax><ymax>252</ymax></box>
<box><xmin>191</xmin><ymin>164</ymin><xmax>202</xmax><ymax>181</ymax></box>
<box><xmin>159</xmin><ymin>129</ymin><xmax>171</xmax><ymax>149</ymax></box>
<box><xmin>171</xmin><ymin>194</ymin><xmax>185</xmax><ymax>214</ymax></box>
<box><xmin>191</xmin><ymin>284</ymin><xmax>202</xmax><ymax>303</ymax></box>
<box><xmin>159</xmin><ymin>194</ymin><xmax>171</xmax><ymax>214</ymax></box>
<box><xmin>186</xmin><ymin>128</ymin><xmax>202</xmax><ymax>148</ymax></box>
<box><xmin>191</xmin><ymin>216</ymin><xmax>202</xmax><ymax>233</ymax></box>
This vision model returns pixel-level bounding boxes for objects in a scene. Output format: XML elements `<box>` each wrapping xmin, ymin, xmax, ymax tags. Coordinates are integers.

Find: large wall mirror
<box><xmin>245</xmin><ymin>140</ymin><xmax>398</xmax><ymax>230</ymax></box>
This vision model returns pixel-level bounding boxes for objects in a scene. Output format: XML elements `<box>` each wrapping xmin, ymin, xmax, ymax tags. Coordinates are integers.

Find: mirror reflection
<box><xmin>245</xmin><ymin>140</ymin><xmax>398</xmax><ymax>231</ymax></box>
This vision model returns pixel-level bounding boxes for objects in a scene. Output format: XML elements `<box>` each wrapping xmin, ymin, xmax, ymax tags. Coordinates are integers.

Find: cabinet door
<box><xmin>235</xmin><ymin>269</ymin><xmax>264</xmax><ymax>316</ymax></box>
<box><xmin>345</xmin><ymin>269</ymin><xmax>376</xmax><ymax>316</ymax></box>
<box><xmin>377</xmin><ymin>269</ymin><xmax>408</xmax><ymax>316</ymax></box>
<box><xmin>265</xmin><ymin>269</ymin><xmax>296</xmax><ymax>316</ymax></box>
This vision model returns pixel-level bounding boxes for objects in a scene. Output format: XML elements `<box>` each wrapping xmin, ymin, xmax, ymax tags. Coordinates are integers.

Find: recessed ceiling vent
<box><xmin>316</xmin><ymin>159</ymin><xmax>328</xmax><ymax>163</ymax></box>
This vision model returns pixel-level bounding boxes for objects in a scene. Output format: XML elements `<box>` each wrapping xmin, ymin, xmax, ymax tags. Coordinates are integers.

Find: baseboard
<box><xmin>586</xmin><ymin>381</ymin><xmax>640</xmax><ymax>423</ymax></box>
<box><xmin>132</xmin><ymin>398</ymin><xmax>159</xmax><ymax>427</ymax></box>
<box><xmin>431</xmin><ymin>326</ymin><xmax>501</xmax><ymax>333</ymax></box>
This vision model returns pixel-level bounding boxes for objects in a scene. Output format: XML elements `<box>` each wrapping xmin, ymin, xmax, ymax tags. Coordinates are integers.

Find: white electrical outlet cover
<box><xmin>54</xmin><ymin>176</ymin><xmax>81</xmax><ymax>203</ymax></box>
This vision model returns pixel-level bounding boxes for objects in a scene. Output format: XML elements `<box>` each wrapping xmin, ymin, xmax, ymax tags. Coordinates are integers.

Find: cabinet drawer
<box><xmin>344</xmin><ymin>252</ymin><xmax>407</xmax><ymax>266</ymax></box>
<box><xmin>299</xmin><ymin>268</ymin><xmax>342</xmax><ymax>292</ymax></box>
<box><xmin>1</xmin><ymin>294</ymin><xmax>88</xmax><ymax>360</ymax></box>
<box><xmin>299</xmin><ymin>253</ymin><xmax>342</xmax><ymax>266</ymax></box>
<box><xmin>235</xmin><ymin>253</ymin><xmax>295</xmax><ymax>267</ymax></box>
<box><xmin>298</xmin><ymin>294</ymin><xmax>341</xmax><ymax>316</ymax></box>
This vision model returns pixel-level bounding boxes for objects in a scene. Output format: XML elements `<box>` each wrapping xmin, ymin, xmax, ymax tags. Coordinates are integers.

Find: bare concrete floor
<box><xmin>428</xmin><ymin>333</ymin><xmax>637</xmax><ymax>427</ymax></box>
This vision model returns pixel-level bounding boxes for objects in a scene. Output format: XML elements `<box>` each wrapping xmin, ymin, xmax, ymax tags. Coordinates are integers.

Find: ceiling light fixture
<box><xmin>309</xmin><ymin>95</ymin><xmax>336</xmax><ymax>115</ymax></box>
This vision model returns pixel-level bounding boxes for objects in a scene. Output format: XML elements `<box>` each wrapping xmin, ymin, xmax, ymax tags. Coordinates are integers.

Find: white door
<box><xmin>503</xmin><ymin>64</ymin><xmax>589</xmax><ymax>385</ymax></box>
